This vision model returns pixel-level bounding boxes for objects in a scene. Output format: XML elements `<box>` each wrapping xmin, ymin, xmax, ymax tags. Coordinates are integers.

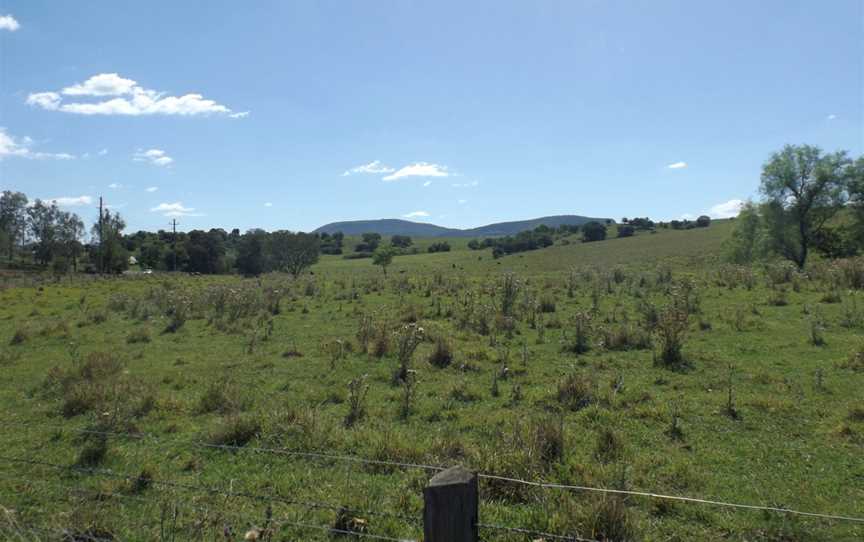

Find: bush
<box><xmin>427</xmin><ymin>241</ymin><xmax>451</xmax><ymax>253</ymax></box>
<box><xmin>427</xmin><ymin>336</ymin><xmax>453</xmax><ymax>368</ymax></box>
<box><xmin>126</xmin><ymin>327</ymin><xmax>151</xmax><ymax>344</ymax></box>
<box><xmin>9</xmin><ymin>327</ymin><xmax>28</xmax><ymax>345</ymax></box>
<box><xmin>208</xmin><ymin>415</ymin><xmax>261</xmax><ymax>447</ymax></box>
<box><xmin>617</xmin><ymin>225</ymin><xmax>635</xmax><ymax>238</ymax></box>
<box><xmin>557</xmin><ymin>372</ymin><xmax>594</xmax><ymax>411</ymax></box>
<box><xmin>594</xmin><ymin>428</ymin><xmax>624</xmax><ymax>463</ymax></box>
<box><xmin>582</xmin><ymin>221</ymin><xmax>607</xmax><ymax>242</ymax></box>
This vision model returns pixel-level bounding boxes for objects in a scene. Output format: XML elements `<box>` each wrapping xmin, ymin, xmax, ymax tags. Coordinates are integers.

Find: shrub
<box><xmin>75</xmin><ymin>436</ymin><xmax>108</xmax><ymax>467</ymax></box>
<box><xmin>562</xmin><ymin>311</ymin><xmax>593</xmax><ymax>354</ymax></box>
<box><xmin>581</xmin><ymin>496</ymin><xmax>636</xmax><ymax>542</ymax></box>
<box><xmin>594</xmin><ymin>428</ymin><xmax>624</xmax><ymax>463</ymax></box>
<box><xmin>841</xmin><ymin>343</ymin><xmax>864</xmax><ymax>371</ymax></box>
<box><xmin>344</xmin><ymin>375</ymin><xmax>369</xmax><ymax>428</ymax></box>
<box><xmin>126</xmin><ymin>327</ymin><xmax>151</xmax><ymax>344</ymax></box>
<box><xmin>557</xmin><ymin>371</ymin><xmax>594</xmax><ymax>411</ymax></box>
<box><xmin>9</xmin><ymin>327</ymin><xmax>28</xmax><ymax>345</ymax></box>
<box><xmin>582</xmin><ymin>221</ymin><xmax>607</xmax><ymax>242</ymax></box>
<box><xmin>427</xmin><ymin>336</ymin><xmax>453</xmax><ymax>368</ymax></box>
<box><xmin>617</xmin><ymin>225</ymin><xmax>635</xmax><ymax>238</ymax></box>
<box><xmin>539</xmin><ymin>296</ymin><xmax>556</xmax><ymax>313</ymax></box>
<box><xmin>208</xmin><ymin>415</ymin><xmax>261</xmax><ymax>447</ymax></box>
<box><xmin>654</xmin><ymin>293</ymin><xmax>689</xmax><ymax>369</ymax></box>
<box><xmin>197</xmin><ymin>380</ymin><xmax>245</xmax><ymax>414</ymax></box>
<box><xmin>427</xmin><ymin>241</ymin><xmax>451</xmax><ymax>253</ymax></box>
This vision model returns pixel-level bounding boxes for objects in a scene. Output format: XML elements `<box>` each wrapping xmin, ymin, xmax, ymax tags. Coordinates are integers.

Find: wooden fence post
<box><xmin>423</xmin><ymin>465</ymin><xmax>478</xmax><ymax>542</ymax></box>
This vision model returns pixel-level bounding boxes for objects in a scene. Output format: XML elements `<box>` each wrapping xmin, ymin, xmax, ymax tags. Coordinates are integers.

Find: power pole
<box><xmin>171</xmin><ymin>218</ymin><xmax>178</xmax><ymax>272</ymax></box>
<box><xmin>98</xmin><ymin>196</ymin><xmax>104</xmax><ymax>274</ymax></box>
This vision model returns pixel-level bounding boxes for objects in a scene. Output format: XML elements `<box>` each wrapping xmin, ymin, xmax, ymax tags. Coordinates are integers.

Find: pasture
<box><xmin>1</xmin><ymin>223</ymin><xmax>863</xmax><ymax>541</ymax></box>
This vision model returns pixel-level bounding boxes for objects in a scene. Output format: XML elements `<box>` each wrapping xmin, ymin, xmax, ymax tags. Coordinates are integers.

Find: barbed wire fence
<box><xmin>2</xmin><ymin>417</ymin><xmax>863</xmax><ymax>541</ymax></box>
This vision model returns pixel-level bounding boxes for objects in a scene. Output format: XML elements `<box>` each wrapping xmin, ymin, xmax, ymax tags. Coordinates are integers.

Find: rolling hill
<box><xmin>314</xmin><ymin>214</ymin><xmax>611</xmax><ymax>237</ymax></box>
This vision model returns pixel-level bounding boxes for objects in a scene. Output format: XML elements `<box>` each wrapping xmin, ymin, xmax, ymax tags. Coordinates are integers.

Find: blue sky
<box><xmin>0</xmin><ymin>1</ymin><xmax>861</xmax><ymax>233</ymax></box>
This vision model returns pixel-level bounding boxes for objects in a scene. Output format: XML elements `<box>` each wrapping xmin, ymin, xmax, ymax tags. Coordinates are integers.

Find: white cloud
<box><xmin>383</xmin><ymin>162</ymin><xmax>449</xmax><ymax>182</ymax></box>
<box><xmin>452</xmin><ymin>180</ymin><xmax>479</xmax><ymax>188</ymax></box>
<box><xmin>667</xmin><ymin>161</ymin><xmax>688</xmax><ymax>170</ymax></box>
<box><xmin>0</xmin><ymin>14</ymin><xmax>19</xmax><ymax>31</ymax></box>
<box><xmin>150</xmin><ymin>202</ymin><xmax>202</xmax><ymax>217</ymax></box>
<box><xmin>98</xmin><ymin>148</ymin><xmax>108</xmax><ymax>156</ymax></box>
<box><xmin>264</xmin><ymin>202</ymin><xmax>273</xmax><ymax>207</ymax></box>
<box><xmin>423</xmin><ymin>180</ymin><xmax>432</xmax><ymax>187</ymax></box>
<box><xmin>44</xmin><ymin>195</ymin><xmax>93</xmax><ymax>207</ymax></box>
<box><xmin>26</xmin><ymin>92</ymin><xmax>61</xmax><ymax>110</ymax></box>
<box><xmin>134</xmin><ymin>148</ymin><xmax>173</xmax><ymax>167</ymax></box>
<box><xmin>457</xmin><ymin>199</ymin><xmax>467</xmax><ymax>205</ymax></box>
<box><xmin>108</xmin><ymin>183</ymin><xmax>123</xmax><ymax>189</ymax></box>
<box><xmin>707</xmin><ymin>199</ymin><xmax>744</xmax><ymax>219</ymax></box>
<box><xmin>402</xmin><ymin>210</ymin><xmax>430</xmax><ymax>219</ymax></box>
<box><xmin>827</xmin><ymin>114</ymin><xmax>837</xmax><ymax>120</ymax></box>
<box><xmin>342</xmin><ymin>160</ymin><xmax>395</xmax><ymax>176</ymax></box>
<box><xmin>62</xmin><ymin>73</ymin><xmax>136</xmax><ymax>97</ymax></box>
<box><xmin>0</xmin><ymin>127</ymin><xmax>74</xmax><ymax>160</ymax></box>
<box><xmin>145</xmin><ymin>186</ymin><xmax>158</xmax><ymax>193</ymax></box>
<box><xmin>27</xmin><ymin>73</ymin><xmax>245</xmax><ymax>117</ymax></box>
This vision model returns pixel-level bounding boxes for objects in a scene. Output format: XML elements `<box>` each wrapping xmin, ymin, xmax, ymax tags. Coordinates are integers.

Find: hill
<box><xmin>314</xmin><ymin>214</ymin><xmax>610</xmax><ymax>237</ymax></box>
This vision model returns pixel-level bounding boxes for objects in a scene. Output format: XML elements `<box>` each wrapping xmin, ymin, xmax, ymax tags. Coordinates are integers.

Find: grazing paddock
<box><xmin>1</xmin><ymin>225</ymin><xmax>863</xmax><ymax>540</ymax></box>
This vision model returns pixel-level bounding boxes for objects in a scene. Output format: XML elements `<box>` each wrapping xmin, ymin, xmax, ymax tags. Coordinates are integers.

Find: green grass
<box><xmin>1</xmin><ymin>222</ymin><xmax>863</xmax><ymax>541</ymax></box>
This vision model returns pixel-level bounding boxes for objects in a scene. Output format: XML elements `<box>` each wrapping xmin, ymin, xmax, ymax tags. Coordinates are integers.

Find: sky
<box><xmin>0</xmin><ymin>1</ymin><xmax>861</xmax><ymax>233</ymax></box>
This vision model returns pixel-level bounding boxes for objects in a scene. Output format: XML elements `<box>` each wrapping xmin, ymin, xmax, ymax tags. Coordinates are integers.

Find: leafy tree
<box><xmin>372</xmin><ymin>245</ymin><xmax>395</xmax><ymax>276</ymax></box>
<box><xmin>849</xmin><ymin>156</ymin><xmax>864</xmax><ymax>247</ymax></box>
<box><xmin>354</xmin><ymin>232</ymin><xmax>382</xmax><ymax>253</ymax></box>
<box><xmin>236</xmin><ymin>229</ymin><xmax>267</xmax><ymax>277</ymax></box>
<box><xmin>0</xmin><ymin>191</ymin><xmax>28</xmax><ymax>262</ymax></box>
<box><xmin>428</xmin><ymin>241</ymin><xmax>451</xmax><ymax>253</ymax></box>
<box><xmin>90</xmin><ymin>209</ymin><xmax>129</xmax><ymax>273</ymax></box>
<box><xmin>27</xmin><ymin>200</ymin><xmax>62</xmax><ymax>265</ymax></box>
<box><xmin>617</xmin><ymin>225</ymin><xmax>635</xmax><ymax>238</ymax></box>
<box><xmin>582</xmin><ymin>221</ymin><xmax>607</xmax><ymax>242</ymax></box>
<box><xmin>269</xmin><ymin>230</ymin><xmax>320</xmax><ymax>277</ymax></box>
<box><xmin>723</xmin><ymin>201</ymin><xmax>764</xmax><ymax>264</ymax></box>
<box><xmin>467</xmin><ymin>239</ymin><xmax>481</xmax><ymax>250</ymax></box>
<box><xmin>390</xmin><ymin>235</ymin><xmax>413</xmax><ymax>249</ymax></box>
<box><xmin>185</xmin><ymin>229</ymin><xmax>226</xmax><ymax>274</ymax></box>
<box><xmin>759</xmin><ymin>144</ymin><xmax>850</xmax><ymax>268</ymax></box>
<box><xmin>696</xmin><ymin>215</ymin><xmax>711</xmax><ymax>228</ymax></box>
<box><xmin>57</xmin><ymin>211</ymin><xmax>85</xmax><ymax>271</ymax></box>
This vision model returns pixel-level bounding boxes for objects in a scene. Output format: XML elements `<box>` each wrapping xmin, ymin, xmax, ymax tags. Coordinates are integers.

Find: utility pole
<box><xmin>98</xmin><ymin>196</ymin><xmax>104</xmax><ymax>274</ymax></box>
<box><xmin>171</xmin><ymin>218</ymin><xmax>178</xmax><ymax>272</ymax></box>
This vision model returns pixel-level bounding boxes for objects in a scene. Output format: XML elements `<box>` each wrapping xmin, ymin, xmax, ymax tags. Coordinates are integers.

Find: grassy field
<box><xmin>1</xmin><ymin>222</ymin><xmax>863</xmax><ymax>541</ymax></box>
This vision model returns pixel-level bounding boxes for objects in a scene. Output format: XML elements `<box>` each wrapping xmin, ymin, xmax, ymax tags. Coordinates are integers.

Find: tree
<box><xmin>372</xmin><ymin>245</ymin><xmax>395</xmax><ymax>276</ymax></box>
<box><xmin>427</xmin><ymin>241</ymin><xmax>451</xmax><ymax>253</ymax></box>
<box><xmin>759</xmin><ymin>144</ymin><xmax>850</xmax><ymax>269</ymax></box>
<box><xmin>723</xmin><ymin>201</ymin><xmax>763</xmax><ymax>264</ymax></box>
<box><xmin>236</xmin><ymin>229</ymin><xmax>267</xmax><ymax>277</ymax></box>
<box><xmin>57</xmin><ymin>211</ymin><xmax>85</xmax><ymax>272</ymax></box>
<box><xmin>0</xmin><ymin>191</ymin><xmax>28</xmax><ymax>262</ymax></box>
<box><xmin>582</xmin><ymin>221</ymin><xmax>607</xmax><ymax>242</ymax></box>
<box><xmin>390</xmin><ymin>235</ymin><xmax>413</xmax><ymax>249</ymax></box>
<box><xmin>91</xmin><ymin>209</ymin><xmax>129</xmax><ymax>273</ymax></box>
<box><xmin>185</xmin><ymin>230</ymin><xmax>226</xmax><ymax>274</ymax></box>
<box><xmin>27</xmin><ymin>200</ymin><xmax>62</xmax><ymax>265</ymax></box>
<box><xmin>617</xmin><ymin>225</ymin><xmax>635</xmax><ymax>238</ymax></box>
<box><xmin>270</xmin><ymin>231</ymin><xmax>320</xmax><ymax>277</ymax></box>
<box><xmin>696</xmin><ymin>215</ymin><xmax>711</xmax><ymax>228</ymax></box>
<box><xmin>849</xmin><ymin>156</ymin><xmax>864</xmax><ymax>248</ymax></box>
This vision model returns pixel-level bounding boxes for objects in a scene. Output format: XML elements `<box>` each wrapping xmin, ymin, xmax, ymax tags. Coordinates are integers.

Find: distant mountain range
<box><xmin>313</xmin><ymin>215</ymin><xmax>612</xmax><ymax>238</ymax></box>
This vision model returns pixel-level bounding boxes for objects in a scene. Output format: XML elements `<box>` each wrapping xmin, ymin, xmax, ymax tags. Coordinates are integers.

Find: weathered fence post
<box><xmin>423</xmin><ymin>465</ymin><xmax>478</xmax><ymax>542</ymax></box>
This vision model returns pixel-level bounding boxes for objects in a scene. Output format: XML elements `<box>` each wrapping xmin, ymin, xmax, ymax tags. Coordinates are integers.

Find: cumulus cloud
<box><xmin>134</xmin><ymin>148</ymin><xmax>173</xmax><ymax>167</ymax></box>
<box><xmin>108</xmin><ymin>182</ymin><xmax>123</xmax><ymax>189</ymax></box>
<box><xmin>707</xmin><ymin>199</ymin><xmax>744</xmax><ymax>219</ymax></box>
<box><xmin>44</xmin><ymin>195</ymin><xmax>93</xmax><ymax>207</ymax></box>
<box><xmin>667</xmin><ymin>161</ymin><xmax>688</xmax><ymax>169</ymax></box>
<box><xmin>0</xmin><ymin>128</ymin><xmax>74</xmax><ymax>160</ymax></box>
<box><xmin>342</xmin><ymin>160</ymin><xmax>395</xmax><ymax>176</ymax></box>
<box><xmin>402</xmin><ymin>210</ymin><xmax>430</xmax><ymax>219</ymax></box>
<box><xmin>0</xmin><ymin>14</ymin><xmax>19</xmax><ymax>31</ymax></box>
<box><xmin>27</xmin><ymin>73</ymin><xmax>248</xmax><ymax>117</ymax></box>
<box><xmin>383</xmin><ymin>162</ymin><xmax>449</xmax><ymax>182</ymax></box>
<box><xmin>457</xmin><ymin>199</ymin><xmax>467</xmax><ymax>205</ymax></box>
<box><xmin>98</xmin><ymin>148</ymin><xmax>108</xmax><ymax>156</ymax></box>
<box><xmin>827</xmin><ymin>114</ymin><xmax>837</xmax><ymax>120</ymax></box>
<box><xmin>150</xmin><ymin>202</ymin><xmax>202</xmax><ymax>217</ymax></box>
<box><xmin>264</xmin><ymin>202</ymin><xmax>273</xmax><ymax>207</ymax></box>
<box><xmin>423</xmin><ymin>180</ymin><xmax>432</xmax><ymax>187</ymax></box>
<box><xmin>452</xmin><ymin>180</ymin><xmax>479</xmax><ymax>188</ymax></box>
<box><xmin>145</xmin><ymin>186</ymin><xmax>158</xmax><ymax>193</ymax></box>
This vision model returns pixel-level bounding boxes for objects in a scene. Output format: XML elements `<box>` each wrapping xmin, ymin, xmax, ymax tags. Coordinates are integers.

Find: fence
<box><xmin>2</xmin><ymin>420</ymin><xmax>863</xmax><ymax>541</ymax></box>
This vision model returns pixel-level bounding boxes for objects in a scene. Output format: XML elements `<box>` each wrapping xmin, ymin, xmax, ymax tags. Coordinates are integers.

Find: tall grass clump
<box><xmin>562</xmin><ymin>311</ymin><xmax>593</xmax><ymax>354</ymax></box>
<box><xmin>344</xmin><ymin>375</ymin><xmax>369</xmax><ymax>427</ymax></box>
<box><xmin>427</xmin><ymin>335</ymin><xmax>453</xmax><ymax>368</ymax></box>
<box><xmin>654</xmin><ymin>290</ymin><xmax>690</xmax><ymax>369</ymax></box>
<box><xmin>393</xmin><ymin>323</ymin><xmax>424</xmax><ymax>383</ymax></box>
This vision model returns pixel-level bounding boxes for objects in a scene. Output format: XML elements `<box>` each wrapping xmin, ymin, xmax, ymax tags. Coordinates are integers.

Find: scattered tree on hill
<box><xmin>428</xmin><ymin>241</ymin><xmax>451</xmax><ymax>253</ymax></box>
<box><xmin>319</xmin><ymin>231</ymin><xmax>344</xmax><ymax>255</ymax></box>
<box><xmin>270</xmin><ymin>231</ymin><xmax>320</xmax><ymax>277</ymax></box>
<box><xmin>849</xmin><ymin>156</ymin><xmax>864</xmax><ymax>247</ymax></box>
<box><xmin>372</xmin><ymin>245</ymin><xmax>395</xmax><ymax>275</ymax></box>
<box><xmin>391</xmin><ymin>235</ymin><xmax>413</xmax><ymax>248</ymax></box>
<box><xmin>617</xmin><ymin>225</ymin><xmax>635</xmax><ymax>238</ymax></box>
<box><xmin>696</xmin><ymin>215</ymin><xmax>711</xmax><ymax>228</ymax></box>
<box><xmin>91</xmin><ymin>209</ymin><xmax>129</xmax><ymax>274</ymax></box>
<box><xmin>723</xmin><ymin>202</ymin><xmax>764</xmax><ymax>264</ymax></box>
<box><xmin>759</xmin><ymin>144</ymin><xmax>850</xmax><ymax>269</ymax></box>
<box><xmin>582</xmin><ymin>221</ymin><xmax>607</xmax><ymax>242</ymax></box>
<box><xmin>355</xmin><ymin>232</ymin><xmax>382</xmax><ymax>253</ymax></box>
